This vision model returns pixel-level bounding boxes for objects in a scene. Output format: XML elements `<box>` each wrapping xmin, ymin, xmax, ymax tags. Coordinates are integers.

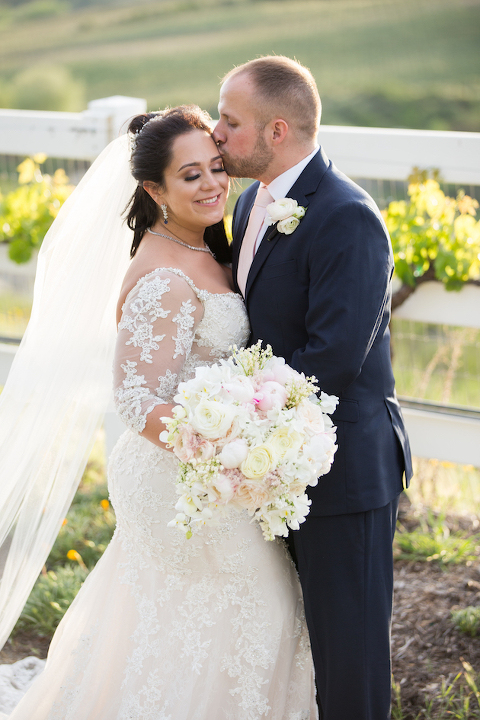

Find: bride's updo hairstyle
<box><xmin>126</xmin><ymin>105</ymin><xmax>231</xmax><ymax>263</ymax></box>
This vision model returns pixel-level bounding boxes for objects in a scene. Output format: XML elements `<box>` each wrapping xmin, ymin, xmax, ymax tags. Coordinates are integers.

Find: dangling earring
<box><xmin>161</xmin><ymin>204</ymin><xmax>168</xmax><ymax>224</ymax></box>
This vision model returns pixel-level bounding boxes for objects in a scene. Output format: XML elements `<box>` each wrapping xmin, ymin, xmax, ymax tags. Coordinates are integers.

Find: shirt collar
<box><xmin>266</xmin><ymin>147</ymin><xmax>319</xmax><ymax>201</ymax></box>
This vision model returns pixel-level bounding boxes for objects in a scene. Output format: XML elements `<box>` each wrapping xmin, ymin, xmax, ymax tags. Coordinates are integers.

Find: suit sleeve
<box><xmin>290</xmin><ymin>200</ymin><xmax>393</xmax><ymax>396</ymax></box>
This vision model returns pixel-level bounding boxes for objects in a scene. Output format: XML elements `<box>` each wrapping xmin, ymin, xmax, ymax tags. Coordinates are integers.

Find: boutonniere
<box><xmin>266</xmin><ymin>198</ymin><xmax>306</xmax><ymax>236</ymax></box>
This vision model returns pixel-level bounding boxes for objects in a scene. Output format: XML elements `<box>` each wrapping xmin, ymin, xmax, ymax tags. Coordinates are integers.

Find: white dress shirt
<box><xmin>254</xmin><ymin>147</ymin><xmax>320</xmax><ymax>253</ymax></box>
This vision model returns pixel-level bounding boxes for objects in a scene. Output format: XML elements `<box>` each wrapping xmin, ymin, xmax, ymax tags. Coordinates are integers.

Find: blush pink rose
<box><xmin>173</xmin><ymin>425</ymin><xmax>197</xmax><ymax>462</ymax></box>
<box><xmin>297</xmin><ymin>399</ymin><xmax>325</xmax><ymax>434</ymax></box>
<box><xmin>195</xmin><ymin>441</ymin><xmax>216</xmax><ymax>461</ymax></box>
<box><xmin>234</xmin><ymin>480</ymin><xmax>271</xmax><ymax>512</ymax></box>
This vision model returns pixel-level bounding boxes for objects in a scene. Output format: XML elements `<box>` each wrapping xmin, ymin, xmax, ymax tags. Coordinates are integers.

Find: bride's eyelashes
<box><xmin>184</xmin><ymin>167</ymin><xmax>226</xmax><ymax>182</ymax></box>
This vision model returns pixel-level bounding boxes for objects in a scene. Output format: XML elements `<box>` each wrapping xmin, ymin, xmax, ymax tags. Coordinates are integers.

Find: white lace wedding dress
<box><xmin>6</xmin><ymin>268</ymin><xmax>317</xmax><ymax>720</ymax></box>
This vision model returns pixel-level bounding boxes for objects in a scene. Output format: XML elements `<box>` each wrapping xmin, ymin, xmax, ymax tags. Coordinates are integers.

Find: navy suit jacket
<box><xmin>232</xmin><ymin>147</ymin><xmax>413</xmax><ymax>517</ymax></box>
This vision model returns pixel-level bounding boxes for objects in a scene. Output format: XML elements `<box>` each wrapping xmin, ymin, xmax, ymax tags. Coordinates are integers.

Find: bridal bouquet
<box><xmin>161</xmin><ymin>342</ymin><xmax>338</xmax><ymax>541</ymax></box>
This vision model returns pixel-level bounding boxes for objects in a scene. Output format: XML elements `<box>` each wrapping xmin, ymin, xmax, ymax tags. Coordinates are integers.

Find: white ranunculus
<box><xmin>267</xmin><ymin>197</ymin><xmax>298</xmax><ymax>222</ymax></box>
<box><xmin>277</xmin><ymin>216</ymin><xmax>300</xmax><ymax>235</ymax></box>
<box><xmin>240</xmin><ymin>444</ymin><xmax>277</xmax><ymax>479</ymax></box>
<box><xmin>293</xmin><ymin>206</ymin><xmax>306</xmax><ymax>219</ymax></box>
<box><xmin>218</xmin><ymin>438</ymin><xmax>249</xmax><ymax>469</ymax></box>
<box><xmin>190</xmin><ymin>399</ymin><xmax>235</xmax><ymax>440</ymax></box>
<box><xmin>268</xmin><ymin>427</ymin><xmax>303</xmax><ymax>459</ymax></box>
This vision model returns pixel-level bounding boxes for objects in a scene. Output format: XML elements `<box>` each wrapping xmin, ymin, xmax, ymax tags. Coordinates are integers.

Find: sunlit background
<box><xmin>0</xmin><ymin>0</ymin><xmax>478</xmax><ymax>129</ymax></box>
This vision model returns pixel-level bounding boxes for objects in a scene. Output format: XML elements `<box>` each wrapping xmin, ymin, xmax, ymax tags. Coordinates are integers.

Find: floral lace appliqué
<box><xmin>119</xmin><ymin>275</ymin><xmax>172</xmax><ymax>364</ymax></box>
<box><xmin>172</xmin><ymin>300</ymin><xmax>196</xmax><ymax>359</ymax></box>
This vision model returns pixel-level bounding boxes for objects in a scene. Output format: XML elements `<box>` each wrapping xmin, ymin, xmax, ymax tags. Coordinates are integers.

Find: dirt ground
<box><xmin>1</xmin><ymin>500</ymin><xmax>479</xmax><ymax>715</ymax></box>
<box><xmin>391</xmin><ymin>558</ymin><xmax>480</xmax><ymax>712</ymax></box>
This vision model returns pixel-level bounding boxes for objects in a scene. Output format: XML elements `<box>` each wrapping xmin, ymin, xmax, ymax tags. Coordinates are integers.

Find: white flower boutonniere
<box><xmin>266</xmin><ymin>198</ymin><xmax>306</xmax><ymax>236</ymax></box>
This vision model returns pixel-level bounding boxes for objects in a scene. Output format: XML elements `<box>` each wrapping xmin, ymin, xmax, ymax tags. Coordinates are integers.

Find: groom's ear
<box><xmin>268</xmin><ymin>119</ymin><xmax>289</xmax><ymax>146</ymax></box>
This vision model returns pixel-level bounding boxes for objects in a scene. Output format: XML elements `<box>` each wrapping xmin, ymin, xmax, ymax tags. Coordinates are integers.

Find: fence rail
<box><xmin>0</xmin><ymin>95</ymin><xmax>146</xmax><ymax>160</ymax></box>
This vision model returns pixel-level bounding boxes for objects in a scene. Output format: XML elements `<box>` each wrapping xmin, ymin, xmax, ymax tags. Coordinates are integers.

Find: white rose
<box><xmin>293</xmin><ymin>206</ymin><xmax>306</xmax><ymax>219</ymax></box>
<box><xmin>266</xmin><ymin>197</ymin><xmax>298</xmax><ymax>222</ymax></box>
<box><xmin>218</xmin><ymin>438</ymin><xmax>249</xmax><ymax>469</ymax></box>
<box><xmin>240</xmin><ymin>444</ymin><xmax>277</xmax><ymax>479</ymax></box>
<box><xmin>277</xmin><ymin>216</ymin><xmax>300</xmax><ymax>235</ymax></box>
<box><xmin>190</xmin><ymin>399</ymin><xmax>235</xmax><ymax>440</ymax></box>
<box><xmin>296</xmin><ymin>399</ymin><xmax>325</xmax><ymax>434</ymax></box>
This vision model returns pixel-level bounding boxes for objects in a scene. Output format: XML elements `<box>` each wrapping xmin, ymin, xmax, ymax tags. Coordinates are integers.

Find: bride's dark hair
<box><xmin>126</xmin><ymin>105</ymin><xmax>231</xmax><ymax>263</ymax></box>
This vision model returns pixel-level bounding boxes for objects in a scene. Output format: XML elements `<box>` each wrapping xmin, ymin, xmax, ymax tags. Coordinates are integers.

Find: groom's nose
<box><xmin>212</xmin><ymin>121</ymin><xmax>225</xmax><ymax>145</ymax></box>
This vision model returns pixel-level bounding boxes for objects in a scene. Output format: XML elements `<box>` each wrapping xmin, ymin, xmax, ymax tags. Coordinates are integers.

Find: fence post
<box><xmin>0</xmin><ymin>95</ymin><xmax>147</xmax><ymax>159</ymax></box>
<box><xmin>83</xmin><ymin>95</ymin><xmax>147</xmax><ymax>143</ymax></box>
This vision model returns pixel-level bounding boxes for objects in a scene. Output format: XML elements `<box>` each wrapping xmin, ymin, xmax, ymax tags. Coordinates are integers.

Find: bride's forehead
<box><xmin>170</xmin><ymin>130</ymin><xmax>216</xmax><ymax>163</ymax></box>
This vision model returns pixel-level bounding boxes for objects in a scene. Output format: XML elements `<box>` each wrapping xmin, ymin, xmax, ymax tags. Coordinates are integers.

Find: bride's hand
<box><xmin>140</xmin><ymin>404</ymin><xmax>176</xmax><ymax>450</ymax></box>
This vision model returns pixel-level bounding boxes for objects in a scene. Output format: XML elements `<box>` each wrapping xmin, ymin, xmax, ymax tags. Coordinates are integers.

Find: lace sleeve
<box><xmin>113</xmin><ymin>269</ymin><xmax>203</xmax><ymax>433</ymax></box>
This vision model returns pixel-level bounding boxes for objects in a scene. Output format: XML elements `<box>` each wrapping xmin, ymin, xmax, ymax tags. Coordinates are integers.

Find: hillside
<box><xmin>0</xmin><ymin>0</ymin><xmax>479</xmax><ymax>130</ymax></box>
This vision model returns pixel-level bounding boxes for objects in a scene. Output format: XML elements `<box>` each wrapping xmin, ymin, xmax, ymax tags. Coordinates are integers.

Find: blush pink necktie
<box><xmin>237</xmin><ymin>185</ymin><xmax>273</xmax><ymax>296</ymax></box>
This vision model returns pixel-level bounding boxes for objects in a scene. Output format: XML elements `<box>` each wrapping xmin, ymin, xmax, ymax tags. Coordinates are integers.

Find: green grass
<box><xmin>0</xmin><ymin>0</ymin><xmax>479</xmax><ymax>130</ymax></box>
<box><xmin>452</xmin><ymin>606</ymin><xmax>480</xmax><ymax>638</ymax></box>
<box><xmin>13</xmin><ymin>565</ymin><xmax>90</xmax><ymax>638</ymax></box>
<box><xmin>395</xmin><ymin>511</ymin><xmax>480</xmax><ymax>565</ymax></box>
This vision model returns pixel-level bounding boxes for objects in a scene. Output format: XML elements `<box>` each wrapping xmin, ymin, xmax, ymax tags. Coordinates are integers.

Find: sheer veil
<box><xmin>0</xmin><ymin>133</ymin><xmax>135</xmax><ymax>648</ymax></box>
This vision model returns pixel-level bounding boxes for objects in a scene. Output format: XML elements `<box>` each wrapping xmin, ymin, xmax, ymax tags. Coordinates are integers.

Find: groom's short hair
<box><xmin>222</xmin><ymin>56</ymin><xmax>321</xmax><ymax>142</ymax></box>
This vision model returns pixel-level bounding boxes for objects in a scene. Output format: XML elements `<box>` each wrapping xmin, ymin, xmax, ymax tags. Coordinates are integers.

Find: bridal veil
<box><xmin>0</xmin><ymin>133</ymin><xmax>135</xmax><ymax>648</ymax></box>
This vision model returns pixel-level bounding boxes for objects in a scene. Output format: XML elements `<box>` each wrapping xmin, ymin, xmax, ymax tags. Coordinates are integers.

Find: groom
<box><xmin>213</xmin><ymin>56</ymin><xmax>412</xmax><ymax>719</ymax></box>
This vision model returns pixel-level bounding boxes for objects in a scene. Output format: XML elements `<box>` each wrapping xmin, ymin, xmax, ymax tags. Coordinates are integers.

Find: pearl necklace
<box><xmin>147</xmin><ymin>228</ymin><xmax>214</xmax><ymax>256</ymax></box>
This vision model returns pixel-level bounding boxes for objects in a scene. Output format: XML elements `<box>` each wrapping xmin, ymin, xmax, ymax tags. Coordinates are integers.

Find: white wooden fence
<box><xmin>1</xmin><ymin>97</ymin><xmax>479</xmax><ymax>466</ymax></box>
<box><xmin>0</xmin><ymin>96</ymin><xmax>147</xmax><ymax>159</ymax></box>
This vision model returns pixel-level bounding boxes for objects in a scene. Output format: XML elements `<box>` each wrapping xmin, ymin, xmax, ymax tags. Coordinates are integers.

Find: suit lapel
<box><xmin>244</xmin><ymin>147</ymin><xmax>330</xmax><ymax>300</ymax></box>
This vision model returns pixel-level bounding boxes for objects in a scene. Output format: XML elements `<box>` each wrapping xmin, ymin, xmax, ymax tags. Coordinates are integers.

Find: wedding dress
<box><xmin>6</xmin><ymin>267</ymin><xmax>317</xmax><ymax>720</ymax></box>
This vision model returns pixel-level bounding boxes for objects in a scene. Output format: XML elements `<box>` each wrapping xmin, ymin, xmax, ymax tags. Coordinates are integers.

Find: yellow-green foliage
<box><xmin>0</xmin><ymin>155</ymin><xmax>74</xmax><ymax>264</ymax></box>
<box><xmin>383</xmin><ymin>172</ymin><xmax>480</xmax><ymax>291</ymax></box>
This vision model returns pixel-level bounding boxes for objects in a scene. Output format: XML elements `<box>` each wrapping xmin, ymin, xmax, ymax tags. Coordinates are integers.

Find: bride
<box><xmin>0</xmin><ymin>106</ymin><xmax>317</xmax><ymax>719</ymax></box>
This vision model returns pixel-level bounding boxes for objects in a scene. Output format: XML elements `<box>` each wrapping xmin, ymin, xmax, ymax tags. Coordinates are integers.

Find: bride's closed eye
<box><xmin>184</xmin><ymin>166</ymin><xmax>226</xmax><ymax>182</ymax></box>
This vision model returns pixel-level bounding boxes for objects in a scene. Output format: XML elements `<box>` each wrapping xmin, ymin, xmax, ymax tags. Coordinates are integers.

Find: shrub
<box><xmin>12</xmin><ymin>64</ymin><xmax>85</xmax><ymax>112</ymax></box>
<box><xmin>383</xmin><ymin>172</ymin><xmax>480</xmax><ymax>308</ymax></box>
<box><xmin>0</xmin><ymin>154</ymin><xmax>74</xmax><ymax>263</ymax></box>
